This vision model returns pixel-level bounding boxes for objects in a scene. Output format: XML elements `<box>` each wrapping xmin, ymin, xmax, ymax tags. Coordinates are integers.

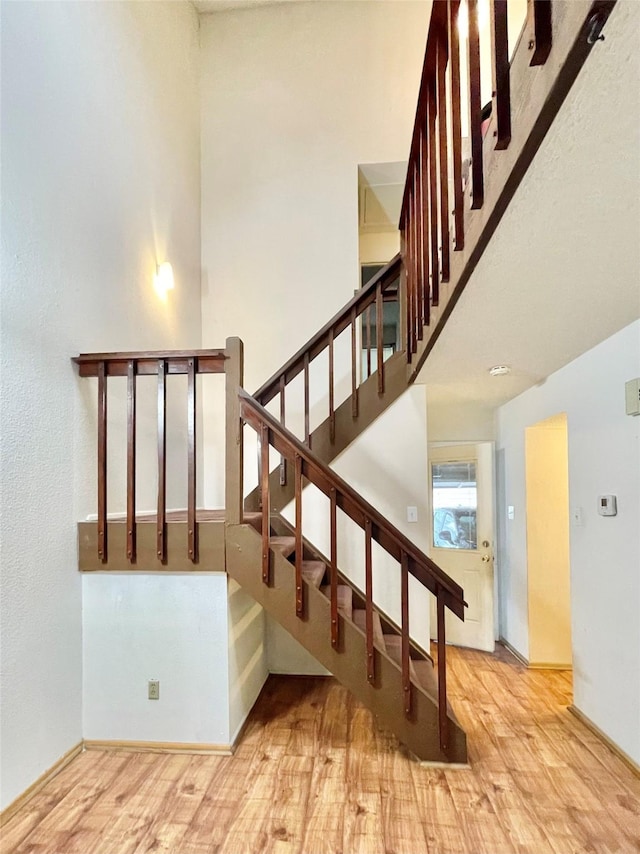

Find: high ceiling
<box><xmin>418</xmin><ymin>1</ymin><xmax>640</xmax><ymax>412</ymax></box>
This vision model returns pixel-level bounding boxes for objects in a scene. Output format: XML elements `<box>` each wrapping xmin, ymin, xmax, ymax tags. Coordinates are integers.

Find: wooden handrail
<box><xmin>73</xmin><ymin>346</ymin><xmax>237</xmax><ymax>564</ymax></box>
<box><xmin>74</xmin><ymin>349</ymin><xmax>227</xmax><ymax>376</ymax></box>
<box><xmin>399</xmin><ymin>0</ymin><xmax>616</xmax><ymax>380</ymax></box>
<box><xmin>239</xmin><ymin>389</ymin><xmax>465</xmax><ymax>619</ymax></box>
<box><xmin>253</xmin><ymin>253</ymin><xmax>401</xmax><ymax>407</ymax></box>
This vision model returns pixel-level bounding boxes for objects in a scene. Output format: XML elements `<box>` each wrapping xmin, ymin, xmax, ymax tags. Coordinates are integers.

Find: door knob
<box><xmin>481</xmin><ymin>554</ymin><xmax>491</xmax><ymax>563</ymax></box>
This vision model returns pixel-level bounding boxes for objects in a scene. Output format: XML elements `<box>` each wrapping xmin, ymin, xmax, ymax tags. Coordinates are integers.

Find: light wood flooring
<box><xmin>2</xmin><ymin>645</ymin><xmax>639</xmax><ymax>853</ymax></box>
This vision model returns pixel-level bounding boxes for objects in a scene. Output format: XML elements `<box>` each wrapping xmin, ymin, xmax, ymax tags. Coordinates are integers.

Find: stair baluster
<box><xmin>437</xmin><ymin>588</ymin><xmax>448</xmax><ymax>751</ymax></box>
<box><xmin>156</xmin><ymin>359</ymin><xmax>167</xmax><ymax>563</ymax></box>
<box><xmin>187</xmin><ymin>358</ymin><xmax>197</xmax><ymax>562</ymax></box>
<box><xmin>350</xmin><ymin>305</ymin><xmax>359</xmax><ymax>417</ymax></box>
<box><xmin>468</xmin><ymin>0</ymin><xmax>484</xmax><ymax>211</ymax></box>
<box><xmin>328</xmin><ymin>328</ymin><xmax>335</xmax><ymax>442</ymax></box>
<box><xmin>490</xmin><ymin>0</ymin><xmax>512</xmax><ymax>150</ymax></box>
<box><xmin>376</xmin><ymin>282</ymin><xmax>384</xmax><ymax>394</ymax></box>
<box><xmin>126</xmin><ymin>359</ymin><xmax>137</xmax><ymax>563</ymax></box>
<box><xmin>329</xmin><ymin>486</ymin><xmax>338</xmax><ymax>648</ymax></box>
<box><xmin>419</xmin><ymin>134</ymin><xmax>430</xmax><ymax>326</ymax></box>
<box><xmin>364</xmin><ymin>517</ymin><xmax>374</xmax><ymax>684</ymax></box>
<box><xmin>448</xmin><ymin>0</ymin><xmax>464</xmax><ymax>252</ymax></box>
<box><xmin>261</xmin><ymin>422</ymin><xmax>271</xmax><ymax>584</ymax></box>
<box><xmin>303</xmin><ymin>352</ymin><xmax>310</xmax><ymax>447</ymax></box>
<box><xmin>97</xmin><ymin>360</ymin><xmax>107</xmax><ymax>563</ymax></box>
<box><xmin>279</xmin><ymin>374</ymin><xmax>287</xmax><ymax>485</ymax></box>
<box><xmin>294</xmin><ymin>453</ymin><xmax>303</xmax><ymax>616</ymax></box>
<box><xmin>401</xmin><ymin>551</ymin><xmax>411</xmax><ymax>717</ymax></box>
<box><xmin>437</xmin><ymin>34</ymin><xmax>451</xmax><ymax>282</ymax></box>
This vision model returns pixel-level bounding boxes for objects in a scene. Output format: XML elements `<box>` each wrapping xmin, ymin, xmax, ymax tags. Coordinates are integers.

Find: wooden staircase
<box><xmin>227</xmin><ymin>511</ymin><xmax>467</xmax><ymax>764</ymax></box>
<box><xmin>74</xmin><ymin>0</ymin><xmax>617</xmax><ymax>766</ymax></box>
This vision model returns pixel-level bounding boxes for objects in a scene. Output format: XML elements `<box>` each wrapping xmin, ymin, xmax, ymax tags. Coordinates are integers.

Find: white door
<box><xmin>428</xmin><ymin>443</ymin><xmax>495</xmax><ymax>652</ymax></box>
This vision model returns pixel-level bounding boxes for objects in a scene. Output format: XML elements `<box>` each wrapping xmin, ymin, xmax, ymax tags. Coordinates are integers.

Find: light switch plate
<box><xmin>407</xmin><ymin>506</ymin><xmax>418</xmax><ymax>523</ymax></box>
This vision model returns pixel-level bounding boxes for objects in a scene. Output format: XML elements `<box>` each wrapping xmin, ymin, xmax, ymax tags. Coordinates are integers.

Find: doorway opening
<box><xmin>525</xmin><ymin>413</ymin><xmax>573</xmax><ymax>680</ymax></box>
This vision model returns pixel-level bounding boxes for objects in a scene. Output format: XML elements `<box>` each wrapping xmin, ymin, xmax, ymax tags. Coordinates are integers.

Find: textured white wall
<box><xmin>200</xmin><ymin>1</ymin><xmax>429</xmax><ymax>390</ymax></box>
<box><xmin>0</xmin><ymin>1</ymin><xmax>201</xmax><ymax>809</ymax></box>
<box><xmin>497</xmin><ymin>321</ymin><xmax>640</xmax><ymax>764</ymax></box>
<box><xmin>199</xmin><ymin>0</ymin><xmax>431</xmax><ymax>509</ymax></box>
<box><xmin>83</xmin><ymin>574</ymin><xmax>230</xmax><ymax>744</ymax></box>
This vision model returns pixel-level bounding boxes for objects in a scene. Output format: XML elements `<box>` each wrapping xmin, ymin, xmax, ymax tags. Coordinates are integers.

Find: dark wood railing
<box><xmin>239</xmin><ymin>388</ymin><xmax>465</xmax><ymax>750</ymax></box>
<box><xmin>400</xmin><ymin>0</ymin><xmax>616</xmax><ymax>370</ymax></box>
<box><xmin>73</xmin><ymin>347</ymin><xmax>233</xmax><ymax>565</ymax></box>
<box><xmin>254</xmin><ymin>254</ymin><xmax>402</xmax><ymax>453</ymax></box>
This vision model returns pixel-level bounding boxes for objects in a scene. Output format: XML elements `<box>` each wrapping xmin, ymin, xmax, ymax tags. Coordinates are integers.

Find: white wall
<box><xmin>83</xmin><ymin>574</ymin><xmax>230</xmax><ymax>745</ymax></box>
<box><xmin>426</xmin><ymin>397</ymin><xmax>496</xmax><ymax>443</ymax></box>
<box><xmin>266</xmin><ymin>617</ymin><xmax>330</xmax><ymax>677</ymax></box>
<box><xmin>200</xmin><ymin>1</ymin><xmax>429</xmax><ymax>389</ymax></box>
<box><xmin>228</xmin><ymin>578</ymin><xmax>268</xmax><ymax>740</ymax></box>
<box><xmin>0</xmin><ymin>1</ymin><xmax>201</xmax><ymax>808</ymax></box>
<box><xmin>497</xmin><ymin>321</ymin><xmax>640</xmax><ymax>764</ymax></box>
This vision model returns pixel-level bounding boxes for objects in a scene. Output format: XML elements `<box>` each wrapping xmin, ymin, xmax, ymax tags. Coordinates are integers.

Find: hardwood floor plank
<box><xmin>129</xmin><ymin>755</ymin><xmax>217</xmax><ymax>853</ymax></box>
<box><xmin>79</xmin><ymin>754</ymin><xmax>182</xmax><ymax>854</ymax></box>
<box><xmin>262</xmin><ymin>755</ymin><xmax>313</xmax><ymax>853</ymax></box>
<box><xmin>300</xmin><ymin>683</ymin><xmax>348</xmax><ymax>854</ymax></box>
<box><xmin>374</xmin><ymin>729</ymin><xmax>430</xmax><ymax>854</ymax></box>
<box><xmin>0</xmin><ymin>751</ymin><xmax>111</xmax><ymax>852</ymax></box>
<box><xmin>343</xmin><ymin>699</ymin><xmax>385</xmax><ymax>854</ymax></box>
<box><xmin>11</xmin><ymin>752</ymin><xmax>135</xmax><ymax>853</ymax></box>
<box><xmin>179</xmin><ymin>758</ymin><xmax>256</xmax><ymax>852</ymax></box>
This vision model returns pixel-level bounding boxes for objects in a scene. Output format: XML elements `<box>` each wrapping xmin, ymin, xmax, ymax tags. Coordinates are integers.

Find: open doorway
<box><xmin>525</xmin><ymin>413</ymin><xmax>572</xmax><ymax>676</ymax></box>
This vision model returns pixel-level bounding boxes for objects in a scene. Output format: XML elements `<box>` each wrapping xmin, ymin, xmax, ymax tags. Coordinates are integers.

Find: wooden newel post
<box><xmin>225</xmin><ymin>336</ymin><xmax>244</xmax><ymax>527</ymax></box>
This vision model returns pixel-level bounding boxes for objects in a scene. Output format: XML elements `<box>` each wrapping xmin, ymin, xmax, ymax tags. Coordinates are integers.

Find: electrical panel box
<box><xmin>597</xmin><ymin>495</ymin><xmax>617</xmax><ymax>517</ymax></box>
<box><xmin>625</xmin><ymin>378</ymin><xmax>640</xmax><ymax>416</ymax></box>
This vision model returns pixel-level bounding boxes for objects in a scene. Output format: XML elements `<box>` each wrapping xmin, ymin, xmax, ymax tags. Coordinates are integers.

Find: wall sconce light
<box><xmin>154</xmin><ymin>262</ymin><xmax>174</xmax><ymax>299</ymax></box>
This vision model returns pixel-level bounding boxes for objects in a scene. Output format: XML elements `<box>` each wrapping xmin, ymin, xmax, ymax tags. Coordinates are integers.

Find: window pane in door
<box><xmin>432</xmin><ymin>461</ymin><xmax>477</xmax><ymax>550</ymax></box>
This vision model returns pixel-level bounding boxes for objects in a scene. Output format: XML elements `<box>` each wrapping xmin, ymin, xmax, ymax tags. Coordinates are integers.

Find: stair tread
<box><xmin>321</xmin><ymin>584</ymin><xmax>353</xmax><ymax>619</ymax></box>
<box><xmin>270</xmin><ymin>536</ymin><xmax>296</xmax><ymax>558</ymax></box>
<box><xmin>353</xmin><ymin>609</ymin><xmax>385</xmax><ymax>649</ymax></box>
<box><xmin>301</xmin><ymin>560</ymin><xmax>326</xmax><ymax>588</ymax></box>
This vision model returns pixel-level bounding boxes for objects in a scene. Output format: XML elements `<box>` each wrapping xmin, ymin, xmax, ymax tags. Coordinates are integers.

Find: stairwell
<box><xmin>74</xmin><ymin>0</ymin><xmax>616</xmax><ymax>765</ymax></box>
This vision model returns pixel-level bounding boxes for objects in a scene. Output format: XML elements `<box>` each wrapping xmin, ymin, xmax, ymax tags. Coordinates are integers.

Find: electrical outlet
<box><xmin>148</xmin><ymin>680</ymin><xmax>160</xmax><ymax>700</ymax></box>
